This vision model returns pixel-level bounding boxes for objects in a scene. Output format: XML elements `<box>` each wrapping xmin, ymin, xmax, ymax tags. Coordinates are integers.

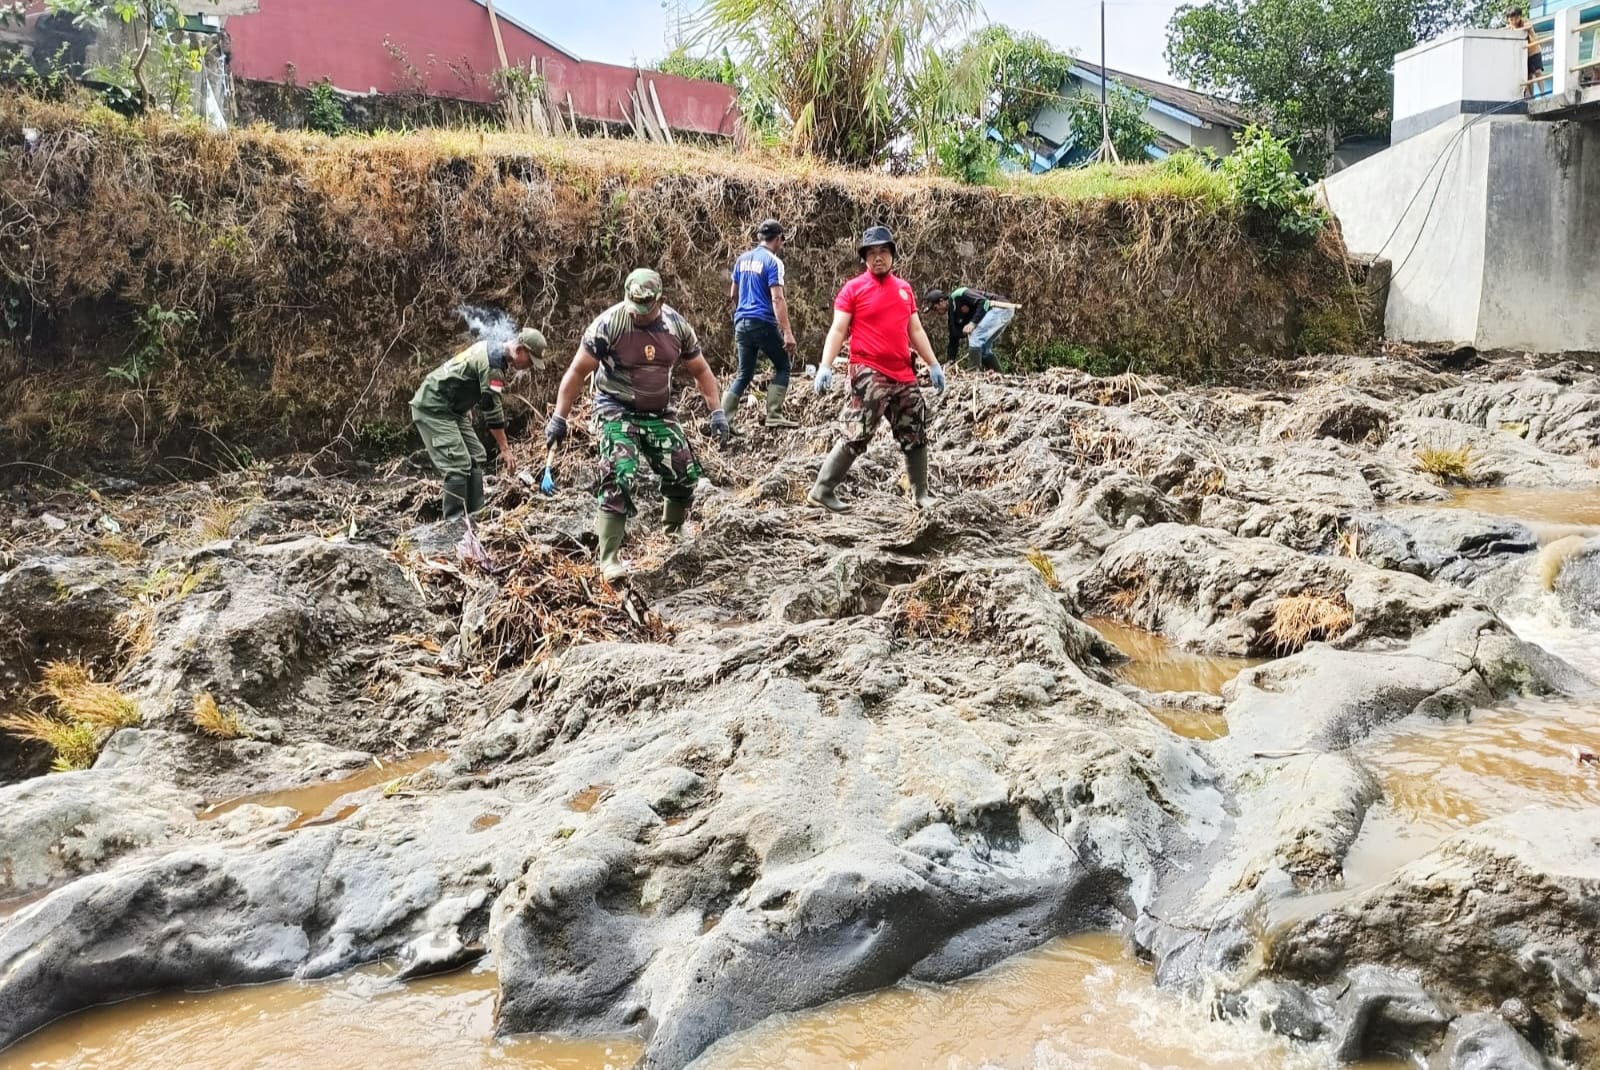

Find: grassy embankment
<box><xmin>0</xmin><ymin>94</ymin><xmax>1371</xmax><ymax>471</ymax></box>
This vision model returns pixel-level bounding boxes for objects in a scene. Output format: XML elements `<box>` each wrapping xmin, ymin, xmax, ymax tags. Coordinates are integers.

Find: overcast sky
<box><xmin>514</xmin><ymin>0</ymin><xmax>1183</xmax><ymax>84</ymax></box>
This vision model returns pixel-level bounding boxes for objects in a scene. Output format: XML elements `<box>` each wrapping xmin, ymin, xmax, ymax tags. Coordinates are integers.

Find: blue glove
<box><xmin>545</xmin><ymin>414</ymin><xmax>568</xmax><ymax>446</ymax></box>
<box><xmin>930</xmin><ymin>364</ymin><xmax>946</xmax><ymax>394</ymax></box>
<box><xmin>813</xmin><ymin>363</ymin><xmax>832</xmax><ymax>395</ymax></box>
<box><xmin>708</xmin><ymin>408</ymin><xmax>731</xmax><ymax>448</ymax></box>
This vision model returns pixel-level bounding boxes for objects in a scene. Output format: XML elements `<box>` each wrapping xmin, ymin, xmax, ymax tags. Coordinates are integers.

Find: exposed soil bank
<box><xmin>0</xmin><ymin>94</ymin><xmax>1369</xmax><ymax>469</ymax></box>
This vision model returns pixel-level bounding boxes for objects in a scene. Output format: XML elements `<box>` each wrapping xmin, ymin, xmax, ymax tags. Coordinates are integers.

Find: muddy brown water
<box><xmin>4</xmin><ymin>965</ymin><xmax>641</xmax><ymax>1070</ymax></box>
<box><xmin>6</xmin><ymin>936</ymin><xmax>1406</xmax><ymax>1070</ymax></box>
<box><xmin>1439</xmin><ymin>486</ymin><xmax>1600</xmax><ymax>540</ymax></box>
<box><xmin>1088</xmin><ymin>618</ymin><xmax>1266</xmax><ymax>698</ymax></box>
<box><xmin>199</xmin><ymin>751</ymin><xmax>448</xmax><ymax>829</ymax></box>
<box><xmin>695</xmin><ymin>932</ymin><xmax>1406</xmax><ymax>1070</ymax></box>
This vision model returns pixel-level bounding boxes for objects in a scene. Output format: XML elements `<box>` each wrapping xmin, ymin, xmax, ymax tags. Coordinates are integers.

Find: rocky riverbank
<box><xmin>2</xmin><ymin>351</ymin><xmax>1598</xmax><ymax>1069</ymax></box>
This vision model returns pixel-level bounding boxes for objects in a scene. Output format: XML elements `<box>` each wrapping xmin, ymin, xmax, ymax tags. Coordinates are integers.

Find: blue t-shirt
<box><xmin>731</xmin><ymin>245</ymin><xmax>785</xmax><ymax>325</ymax></box>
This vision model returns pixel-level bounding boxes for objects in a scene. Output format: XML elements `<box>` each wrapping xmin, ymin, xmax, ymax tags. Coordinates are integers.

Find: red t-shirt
<box><xmin>834</xmin><ymin>270</ymin><xmax>918</xmax><ymax>383</ymax></box>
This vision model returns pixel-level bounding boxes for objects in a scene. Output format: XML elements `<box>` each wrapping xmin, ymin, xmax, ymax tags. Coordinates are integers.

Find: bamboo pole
<box><xmin>648</xmin><ymin>79</ymin><xmax>675</xmax><ymax>145</ymax></box>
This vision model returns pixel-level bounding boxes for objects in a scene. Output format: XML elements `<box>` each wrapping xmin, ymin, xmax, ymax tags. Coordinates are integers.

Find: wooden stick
<box><xmin>648</xmin><ymin>79</ymin><xmax>674</xmax><ymax>145</ymax></box>
<box><xmin>484</xmin><ymin>0</ymin><xmax>511</xmax><ymax>69</ymax></box>
<box><xmin>566</xmin><ymin>91</ymin><xmax>578</xmax><ymax>137</ymax></box>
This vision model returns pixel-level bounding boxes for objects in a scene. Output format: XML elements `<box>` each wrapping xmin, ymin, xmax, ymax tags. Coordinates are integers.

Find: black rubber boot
<box><xmin>466</xmin><ymin>465</ymin><xmax>485</xmax><ymax>514</ymax></box>
<box><xmin>764</xmin><ymin>382</ymin><xmax>799</xmax><ymax>428</ymax></box>
<box><xmin>806</xmin><ymin>442</ymin><xmax>857</xmax><ymax>512</ymax></box>
<box><xmin>663</xmin><ymin>499</ymin><xmax>689</xmax><ymax>536</ymax></box>
<box><xmin>905</xmin><ymin>447</ymin><xmax>936</xmax><ymax>509</ymax></box>
<box><xmin>594</xmin><ymin>511</ymin><xmax>627</xmax><ymax>583</ymax></box>
<box><xmin>441</xmin><ymin>473</ymin><xmax>471</xmax><ymax>519</ymax></box>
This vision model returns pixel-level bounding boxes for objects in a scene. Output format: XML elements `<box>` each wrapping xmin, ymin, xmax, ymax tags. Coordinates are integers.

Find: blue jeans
<box><xmin>967</xmin><ymin>306</ymin><xmax>1013</xmax><ymax>371</ymax></box>
<box><xmin>731</xmin><ymin>318</ymin><xmax>790</xmax><ymax>394</ymax></box>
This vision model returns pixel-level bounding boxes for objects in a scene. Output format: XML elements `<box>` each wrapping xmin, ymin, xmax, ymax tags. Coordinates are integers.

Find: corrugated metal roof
<box><xmin>1073</xmin><ymin>61</ymin><xmax>1249</xmax><ymax>129</ymax></box>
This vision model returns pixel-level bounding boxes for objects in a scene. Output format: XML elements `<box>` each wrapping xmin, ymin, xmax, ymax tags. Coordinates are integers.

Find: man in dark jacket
<box><xmin>924</xmin><ymin>286</ymin><xmax>1018</xmax><ymax>371</ymax></box>
<box><xmin>410</xmin><ymin>327</ymin><xmax>546</xmax><ymax>518</ymax></box>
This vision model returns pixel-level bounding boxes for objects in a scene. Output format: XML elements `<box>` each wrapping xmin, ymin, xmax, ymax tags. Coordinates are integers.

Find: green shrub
<box><xmin>1221</xmin><ymin>126</ymin><xmax>1325</xmax><ymax>247</ymax></box>
<box><xmin>935</xmin><ymin>121</ymin><xmax>999</xmax><ymax>185</ymax></box>
<box><xmin>306</xmin><ymin>79</ymin><xmax>347</xmax><ymax>135</ymax></box>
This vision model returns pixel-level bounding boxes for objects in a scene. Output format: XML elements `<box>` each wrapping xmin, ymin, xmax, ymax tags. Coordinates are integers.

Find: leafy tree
<box><xmin>690</xmin><ymin>0</ymin><xmax>983</xmax><ymax>166</ymax></box>
<box><xmin>956</xmin><ymin>24</ymin><xmax>1077</xmax><ymax>150</ymax></box>
<box><xmin>0</xmin><ymin>0</ymin><xmax>204</xmax><ymax>110</ymax></box>
<box><xmin>1063</xmin><ymin>86</ymin><xmax>1160</xmax><ymax>162</ymax></box>
<box><xmin>1221</xmin><ymin>124</ymin><xmax>1326</xmax><ymax>246</ymax></box>
<box><xmin>1167</xmin><ymin>0</ymin><xmax>1497</xmax><ymax>170</ymax></box>
<box><xmin>933</xmin><ymin>118</ymin><xmax>999</xmax><ymax>184</ymax></box>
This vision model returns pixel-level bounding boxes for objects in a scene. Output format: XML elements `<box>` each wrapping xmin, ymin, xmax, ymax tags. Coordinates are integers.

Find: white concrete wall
<box><xmin>1322</xmin><ymin>115</ymin><xmax>1490</xmax><ymax>346</ymax></box>
<box><xmin>1324</xmin><ymin>114</ymin><xmax>1600</xmax><ymax>351</ymax></box>
<box><xmin>1393</xmin><ymin>28</ymin><xmax>1524</xmax><ymax>126</ymax></box>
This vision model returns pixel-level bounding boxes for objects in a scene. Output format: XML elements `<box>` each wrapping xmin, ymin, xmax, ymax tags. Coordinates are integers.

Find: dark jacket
<box><xmin>946</xmin><ymin>286</ymin><xmax>1006</xmax><ymax>360</ymax></box>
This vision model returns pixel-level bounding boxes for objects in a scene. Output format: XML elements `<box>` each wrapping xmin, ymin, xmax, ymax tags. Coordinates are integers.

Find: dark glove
<box><xmin>545</xmin><ymin>414</ymin><xmax>568</xmax><ymax>446</ymax></box>
<box><xmin>708</xmin><ymin>408</ymin><xmax>731</xmax><ymax>448</ymax></box>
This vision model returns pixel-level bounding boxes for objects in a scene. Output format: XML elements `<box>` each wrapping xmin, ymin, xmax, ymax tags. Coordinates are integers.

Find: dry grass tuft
<box><xmin>191</xmin><ymin>691</ymin><xmax>243</xmax><ymax>739</ymax></box>
<box><xmin>1008</xmin><ymin>499</ymin><xmax>1038</xmax><ymax>518</ymax></box>
<box><xmin>97</xmin><ymin>533</ymin><xmax>145</xmax><ymax>563</ymax></box>
<box><xmin>1336</xmin><ymin>528</ymin><xmax>1361</xmax><ymax>559</ymax></box>
<box><xmin>1025</xmin><ymin>548</ymin><xmax>1060</xmax><ymax>590</ymax></box>
<box><xmin>1414</xmin><ymin>444</ymin><xmax>1473</xmax><ymax>483</ymax></box>
<box><xmin>1265</xmin><ymin>593</ymin><xmax>1353</xmax><ymax>653</ymax></box>
<box><xmin>1586</xmin><ymin>449</ymin><xmax>1600</xmax><ymax>469</ymax></box>
<box><xmin>895</xmin><ymin>577</ymin><xmax>978</xmax><ymax>640</ymax></box>
<box><xmin>195</xmin><ymin>497</ymin><xmax>253</xmax><ymax>542</ymax></box>
<box><xmin>1537</xmin><ymin>535</ymin><xmax>1587</xmax><ymax>592</ymax></box>
<box><xmin>0</xmin><ymin>712</ymin><xmax>99</xmax><ymax>772</ymax></box>
<box><xmin>38</xmin><ymin>661</ymin><xmax>140</xmax><ymax>729</ymax></box>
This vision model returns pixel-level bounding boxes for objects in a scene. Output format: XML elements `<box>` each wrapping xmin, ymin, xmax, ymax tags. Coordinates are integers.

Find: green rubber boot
<box><xmin>594</xmin><ymin>511</ymin><xmax>628</xmax><ymax>583</ymax></box>
<box><xmin>719</xmin><ymin>387</ymin><xmax>745</xmax><ymax>436</ymax></box>
<box><xmin>806</xmin><ymin>442</ymin><xmax>857</xmax><ymax>513</ymax></box>
<box><xmin>663</xmin><ymin>499</ymin><xmax>689</xmax><ymax>536</ymax></box>
<box><xmin>441</xmin><ymin>473</ymin><xmax>471</xmax><ymax>519</ymax></box>
<box><xmin>466</xmin><ymin>465</ymin><xmax>485</xmax><ymax>514</ymax></box>
<box><xmin>764</xmin><ymin>382</ymin><xmax>799</xmax><ymax>428</ymax></box>
<box><xmin>905</xmin><ymin>447</ymin><xmax>936</xmax><ymax>509</ymax></box>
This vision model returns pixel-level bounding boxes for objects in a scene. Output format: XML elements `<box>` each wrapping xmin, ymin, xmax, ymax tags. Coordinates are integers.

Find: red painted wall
<box><xmin>224</xmin><ymin>0</ymin><xmax>737</xmax><ymax>135</ymax></box>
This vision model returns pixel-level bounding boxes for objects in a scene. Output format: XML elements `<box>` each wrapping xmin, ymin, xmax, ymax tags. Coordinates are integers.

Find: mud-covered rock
<box><xmin>1444</xmin><ymin>1013</ymin><xmax>1557</xmax><ymax>1070</ymax></box>
<box><xmin>1551</xmin><ymin>536</ymin><xmax>1600</xmax><ymax>629</ymax></box>
<box><xmin>1352</xmin><ymin>508</ymin><xmax>1538</xmax><ymax>585</ymax></box>
<box><xmin>1407</xmin><ymin>374</ymin><xmax>1600</xmax><ymax>457</ymax></box>
<box><xmin>1073</xmin><ymin>523</ymin><xmax>1468</xmax><ymax>657</ymax></box>
<box><xmin>1261</xmin><ymin>386</ymin><xmax>1394</xmax><ymax>445</ymax></box>
<box><xmin>1270</xmin><ymin>808</ymin><xmax>1600</xmax><ymax>1068</ymax></box>
<box><xmin>1327</xmin><ymin>965</ymin><xmax>1450</xmax><ymax>1061</ymax></box>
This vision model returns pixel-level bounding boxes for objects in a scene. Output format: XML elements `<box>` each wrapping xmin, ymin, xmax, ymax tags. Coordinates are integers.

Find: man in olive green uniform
<box><xmin>547</xmin><ymin>269</ymin><xmax>730</xmax><ymax>582</ymax></box>
<box><xmin>410</xmin><ymin>327</ymin><xmax>547</xmax><ymax>518</ymax></box>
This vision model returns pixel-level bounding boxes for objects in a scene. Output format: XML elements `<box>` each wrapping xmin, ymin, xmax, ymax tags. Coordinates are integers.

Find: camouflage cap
<box><xmin>624</xmin><ymin>268</ymin><xmax>664</xmax><ymax>315</ymax></box>
<box><xmin>515</xmin><ymin>327</ymin><xmax>547</xmax><ymax>354</ymax></box>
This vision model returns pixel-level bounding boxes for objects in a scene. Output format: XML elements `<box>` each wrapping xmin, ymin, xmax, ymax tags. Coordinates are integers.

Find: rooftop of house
<box><xmin>1069</xmin><ymin>61</ymin><xmax>1250</xmax><ymax>129</ymax></box>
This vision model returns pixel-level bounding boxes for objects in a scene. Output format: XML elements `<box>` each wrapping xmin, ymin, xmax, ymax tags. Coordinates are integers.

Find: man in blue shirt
<box><xmin>722</xmin><ymin>218</ymin><xmax>799</xmax><ymax>430</ymax></box>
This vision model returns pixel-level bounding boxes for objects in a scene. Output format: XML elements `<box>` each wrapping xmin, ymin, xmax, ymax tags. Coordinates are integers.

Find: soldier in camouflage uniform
<box><xmin>547</xmin><ymin>269</ymin><xmax>731</xmax><ymax>582</ymax></box>
<box><xmin>808</xmin><ymin>226</ymin><xmax>946</xmax><ymax>512</ymax></box>
<box><xmin>410</xmin><ymin>327</ymin><xmax>547</xmax><ymax>518</ymax></box>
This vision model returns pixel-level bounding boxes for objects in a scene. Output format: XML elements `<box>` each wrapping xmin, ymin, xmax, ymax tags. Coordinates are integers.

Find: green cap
<box><xmin>624</xmin><ymin>268</ymin><xmax>663</xmax><ymax>314</ymax></box>
<box><xmin>516</xmin><ymin>327</ymin><xmax>547</xmax><ymax>354</ymax></box>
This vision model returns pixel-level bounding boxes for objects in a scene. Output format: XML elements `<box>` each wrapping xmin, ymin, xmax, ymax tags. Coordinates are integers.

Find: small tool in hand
<box><xmin>539</xmin><ymin>446</ymin><xmax>558</xmax><ymax>496</ymax></box>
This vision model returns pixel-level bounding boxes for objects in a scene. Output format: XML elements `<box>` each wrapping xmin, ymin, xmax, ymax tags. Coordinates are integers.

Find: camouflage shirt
<box><xmin>409</xmin><ymin>340</ymin><xmax>508</xmax><ymax>428</ymax></box>
<box><xmin>582</xmin><ymin>301</ymin><xmax>702</xmax><ymax>418</ymax></box>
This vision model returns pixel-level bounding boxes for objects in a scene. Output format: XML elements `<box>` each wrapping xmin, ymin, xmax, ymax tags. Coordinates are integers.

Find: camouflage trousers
<box><xmin>839</xmin><ymin>366</ymin><xmax>928</xmax><ymax>457</ymax></box>
<box><xmin>596</xmin><ymin>412</ymin><xmax>702</xmax><ymax>518</ymax></box>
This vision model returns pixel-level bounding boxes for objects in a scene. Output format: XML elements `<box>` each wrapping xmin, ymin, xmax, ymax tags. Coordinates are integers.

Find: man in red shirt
<box><xmin>807</xmin><ymin>226</ymin><xmax>947</xmax><ymax>512</ymax></box>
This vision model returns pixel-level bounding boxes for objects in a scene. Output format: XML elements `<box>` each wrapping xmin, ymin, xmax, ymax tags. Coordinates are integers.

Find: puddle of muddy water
<box><xmin>567</xmin><ymin>784</ymin><xmax>609</xmax><ymax>812</ymax></box>
<box><xmin>3</xmin><ymin>965</ymin><xmax>641</xmax><ymax>1070</ymax></box>
<box><xmin>1088</xmin><ymin>617</ymin><xmax>1265</xmax><ymax>698</ymax></box>
<box><xmin>1148</xmin><ymin>707</ymin><xmax>1230</xmax><ymax>741</ymax></box>
<box><xmin>695</xmin><ymin>931</ymin><xmax>1406</xmax><ymax>1070</ymax></box>
<box><xmin>200</xmin><ymin>751</ymin><xmax>448</xmax><ymax>829</ymax></box>
<box><xmin>1438</xmin><ymin>486</ymin><xmax>1600</xmax><ymax>541</ymax></box>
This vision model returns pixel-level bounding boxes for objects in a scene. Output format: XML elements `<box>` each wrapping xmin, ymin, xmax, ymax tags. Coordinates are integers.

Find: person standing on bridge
<box><xmin>807</xmin><ymin>225</ymin><xmax>946</xmax><ymax>512</ymax></box>
<box><xmin>410</xmin><ymin>327</ymin><xmax>547</xmax><ymax>519</ymax></box>
<box><xmin>721</xmin><ymin>218</ymin><xmax>799</xmax><ymax>432</ymax></box>
<box><xmin>923</xmin><ymin>286</ymin><xmax>1020</xmax><ymax>372</ymax></box>
<box><xmin>546</xmin><ymin>268</ymin><xmax>731</xmax><ymax>582</ymax></box>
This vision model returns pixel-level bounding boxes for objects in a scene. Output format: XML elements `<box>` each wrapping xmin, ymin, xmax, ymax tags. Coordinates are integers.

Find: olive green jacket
<box><xmin>409</xmin><ymin>341</ymin><xmax>507</xmax><ymax>428</ymax></box>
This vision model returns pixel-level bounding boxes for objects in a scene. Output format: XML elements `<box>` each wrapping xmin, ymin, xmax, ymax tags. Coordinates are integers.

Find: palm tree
<box><xmin>692</xmin><ymin>0</ymin><xmax>985</xmax><ymax>167</ymax></box>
